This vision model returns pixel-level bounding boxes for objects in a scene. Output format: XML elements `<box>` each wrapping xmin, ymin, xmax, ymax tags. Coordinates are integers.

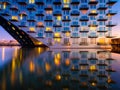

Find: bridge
<box><xmin>0</xmin><ymin>16</ymin><xmax>48</xmax><ymax>47</ymax></box>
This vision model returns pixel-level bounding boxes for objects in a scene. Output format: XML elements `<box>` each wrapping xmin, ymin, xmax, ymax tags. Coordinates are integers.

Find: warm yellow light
<box><xmin>55</xmin><ymin>74</ymin><xmax>61</xmax><ymax>81</ymax></box>
<box><xmin>12</xmin><ymin>16</ymin><xmax>18</xmax><ymax>20</ymax></box>
<box><xmin>29</xmin><ymin>0</ymin><xmax>35</xmax><ymax>4</ymax></box>
<box><xmin>54</xmin><ymin>33</ymin><xmax>61</xmax><ymax>37</ymax></box>
<box><xmin>91</xmin><ymin>82</ymin><xmax>96</xmax><ymax>86</ymax></box>
<box><xmin>81</xmin><ymin>10</ymin><xmax>88</xmax><ymax>14</ymax></box>
<box><xmin>91</xmin><ymin>10</ymin><xmax>96</xmax><ymax>13</ymax></box>
<box><xmin>54</xmin><ymin>53</ymin><xmax>61</xmax><ymax>66</ymax></box>
<box><xmin>46</xmin><ymin>27</ymin><xmax>51</xmax><ymax>31</ymax></box>
<box><xmin>20</xmin><ymin>14</ymin><xmax>23</xmax><ymax>20</ymax></box>
<box><xmin>29</xmin><ymin>61</ymin><xmax>35</xmax><ymax>72</ymax></box>
<box><xmin>65</xmin><ymin>32</ymin><xmax>70</xmax><ymax>37</ymax></box>
<box><xmin>65</xmin><ymin>59</ymin><xmax>70</xmax><ymax>66</ymax></box>
<box><xmin>90</xmin><ymin>27</ymin><xmax>96</xmax><ymax>30</ymax></box>
<box><xmin>99</xmin><ymin>38</ymin><xmax>105</xmax><ymax>44</ymax></box>
<box><xmin>90</xmin><ymin>65</ymin><xmax>96</xmax><ymax>71</ymax></box>
<box><xmin>29</xmin><ymin>27</ymin><xmax>35</xmax><ymax>31</ymax></box>
<box><xmin>63</xmin><ymin>0</ymin><xmax>70</xmax><ymax>4</ymax></box>
<box><xmin>54</xmin><ymin>38</ymin><xmax>61</xmax><ymax>43</ymax></box>
<box><xmin>3</xmin><ymin>3</ymin><xmax>6</xmax><ymax>9</ymax></box>
<box><xmin>45</xmin><ymin>63</ymin><xmax>51</xmax><ymax>72</ymax></box>
<box><xmin>57</xmin><ymin>16</ymin><xmax>61</xmax><ymax>21</ymax></box>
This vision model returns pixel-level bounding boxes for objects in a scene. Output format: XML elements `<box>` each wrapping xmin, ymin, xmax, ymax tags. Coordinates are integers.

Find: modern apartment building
<box><xmin>0</xmin><ymin>0</ymin><xmax>117</xmax><ymax>46</ymax></box>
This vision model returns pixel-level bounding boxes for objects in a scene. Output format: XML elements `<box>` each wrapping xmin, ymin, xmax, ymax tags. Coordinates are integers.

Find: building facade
<box><xmin>0</xmin><ymin>0</ymin><xmax>117</xmax><ymax>46</ymax></box>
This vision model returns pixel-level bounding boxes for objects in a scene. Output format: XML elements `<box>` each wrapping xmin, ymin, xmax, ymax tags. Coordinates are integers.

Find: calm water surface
<box><xmin>0</xmin><ymin>47</ymin><xmax>120</xmax><ymax>90</ymax></box>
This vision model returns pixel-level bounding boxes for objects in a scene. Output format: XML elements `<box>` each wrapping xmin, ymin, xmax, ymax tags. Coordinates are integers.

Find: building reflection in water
<box><xmin>0</xmin><ymin>47</ymin><xmax>119</xmax><ymax>90</ymax></box>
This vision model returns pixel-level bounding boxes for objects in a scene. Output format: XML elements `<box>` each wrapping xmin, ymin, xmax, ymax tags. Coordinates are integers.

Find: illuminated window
<box><xmin>29</xmin><ymin>27</ymin><xmax>35</xmax><ymax>31</ymax></box>
<box><xmin>56</xmin><ymin>16</ymin><xmax>61</xmax><ymax>21</ymax></box>
<box><xmin>54</xmin><ymin>38</ymin><xmax>61</xmax><ymax>43</ymax></box>
<box><xmin>37</xmin><ymin>22</ymin><xmax>43</xmax><ymax>26</ymax></box>
<box><xmin>91</xmin><ymin>10</ymin><xmax>96</xmax><ymax>13</ymax></box>
<box><xmin>63</xmin><ymin>0</ymin><xmax>70</xmax><ymax>4</ymax></box>
<box><xmin>20</xmin><ymin>14</ymin><xmax>23</xmax><ymax>20</ymax></box>
<box><xmin>54</xmin><ymin>33</ymin><xmax>61</xmax><ymax>37</ymax></box>
<box><xmin>29</xmin><ymin>0</ymin><xmax>35</xmax><ymax>4</ymax></box>
<box><xmin>65</xmin><ymin>32</ymin><xmax>70</xmax><ymax>37</ymax></box>
<box><xmin>90</xmin><ymin>27</ymin><xmax>96</xmax><ymax>30</ymax></box>
<box><xmin>12</xmin><ymin>16</ymin><xmax>18</xmax><ymax>20</ymax></box>
<box><xmin>46</xmin><ymin>10</ymin><xmax>52</xmax><ymax>14</ymax></box>
<box><xmin>90</xmin><ymin>65</ymin><xmax>96</xmax><ymax>71</ymax></box>
<box><xmin>46</xmin><ymin>27</ymin><xmax>52</xmax><ymax>31</ymax></box>
<box><xmin>81</xmin><ymin>10</ymin><xmax>88</xmax><ymax>14</ymax></box>
<box><xmin>3</xmin><ymin>3</ymin><xmax>6</xmax><ymax>9</ymax></box>
<box><xmin>99</xmin><ymin>38</ymin><xmax>105</xmax><ymax>44</ymax></box>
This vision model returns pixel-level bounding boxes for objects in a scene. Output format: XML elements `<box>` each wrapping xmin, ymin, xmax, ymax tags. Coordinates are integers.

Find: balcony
<box><xmin>71</xmin><ymin>0</ymin><xmax>80</xmax><ymax>4</ymax></box>
<box><xmin>97</xmin><ymin>29</ymin><xmax>107</xmax><ymax>32</ymax></box>
<box><xmin>62</xmin><ymin>17</ymin><xmax>71</xmax><ymax>22</ymax></box>
<box><xmin>2</xmin><ymin>0</ymin><xmax>10</xmax><ymax>5</ymax></box>
<box><xmin>44</xmin><ymin>16</ymin><xmax>53</xmax><ymax>22</ymax></box>
<box><xmin>71</xmin><ymin>33</ymin><xmax>80</xmax><ymax>38</ymax></box>
<box><xmin>62</xmin><ymin>27</ymin><xmax>71</xmax><ymax>33</ymax></box>
<box><xmin>62</xmin><ymin>7</ymin><xmax>71</xmax><ymax>10</ymax></box>
<box><xmin>97</xmin><ymin>5</ymin><xmax>107</xmax><ymax>10</ymax></box>
<box><xmin>80</xmin><ymin>5</ymin><xmax>89</xmax><ymax>10</ymax></box>
<box><xmin>27</xmin><ymin>4</ymin><xmax>36</xmax><ymax>11</ymax></box>
<box><xmin>88</xmin><ymin>0</ymin><xmax>98</xmax><ymax>4</ymax></box>
<box><xmin>80</xmin><ymin>30</ymin><xmax>89</xmax><ymax>32</ymax></box>
<box><xmin>71</xmin><ymin>22</ymin><xmax>80</xmax><ymax>27</ymax></box>
<box><xmin>18</xmin><ymin>22</ymin><xmax>27</xmax><ymax>27</ymax></box>
<box><xmin>53</xmin><ymin>11</ymin><xmax>62</xmax><ymax>16</ymax></box>
<box><xmin>53</xmin><ymin>0</ymin><xmax>61</xmax><ymax>4</ymax></box>
<box><xmin>97</xmin><ymin>17</ymin><xmax>108</xmax><ymax>21</ymax></box>
<box><xmin>106</xmin><ymin>22</ymin><xmax>117</xmax><ymax>27</ymax></box>
<box><xmin>27</xmin><ymin>16</ymin><xmax>36</xmax><ymax>22</ymax></box>
<box><xmin>53</xmin><ymin>23</ymin><xmax>62</xmax><ymax>27</ymax></box>
<box><xmin>45</xmin><ymin>7</ymin><xmax>53</xmax><ymax>10</ymax></box>
<box><xmin>35</xmin><ymin>0</ymin><xmax>44</xmax><ymax>5</ymax></box>
<box><xmin>88</xmin><ymin>22</ymin><xmax>98</xmax><ymax>27</ymax></box>
<box><xmin>10</xmin><ymin>6</ymin><xmax>19</xmax><ymax>11</ymax></box>
<box><xmin>18</xmin><ymin>0</ymin><xmax>27</xmax><ymax>5</ymax></box>
<box><xmin>88</xmin><ymin>35</ymin><xmax>98</xmax><ymax>38</ymax></box>
<box><xmin>106</xmin><ymin>0</ymin><xmax>117</xmax><ymax>5</ymax></box>
<box><xmin>71</xmin><ymin>10</ymin><xmax>80</xmax><ymax>16</ymax></box>
<box><xmin>1</xmin><ymin>10</ymin><xmax>10</xmax><ymax>16</ymax></box>
<box><xmin>106</xmin><ymin>10</ymin><xmax>117</xmax><ymax>16</ymax></box>
<box><xmin>36</xmin><ymin>11</ymin><xmax>44</xmax><ymax>16</ymax></box>
<box><xmin>80</xmin><ymin>16</ymin><xmax>89</xmax><ymax>21</ymax></box>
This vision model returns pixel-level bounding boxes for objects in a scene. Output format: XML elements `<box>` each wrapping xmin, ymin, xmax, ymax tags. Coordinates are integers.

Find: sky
<box><xmin>0</xmin><ymin>0</ymin><xmax>120</xmax><ymax>40</ymax></box>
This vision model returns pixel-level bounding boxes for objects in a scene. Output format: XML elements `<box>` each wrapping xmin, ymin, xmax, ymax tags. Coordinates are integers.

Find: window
<box><xmin>29</xmin><ymin>0</ymin><xmax>35</xmax><ymax>4</ymax></box>
<box><xmin>99</xmin><ymin>0</ymin><xmax>105</xmax><ymax>3</ymax></box>
<box><xmin>12</xmin><ymin>16</ymin><xmax>18</xmax><ymax>20</ymax></box>
<box><xmin>72</xmin><ymin>27</ymin><xmax>78</xmax><ymax>32</ymax></box>
<box><xmin>46</xmin><ymin>22</ymin><xmax>52</xmax><ymax>26</ymax></box>
<box><xmin>46</xmin><ymin>27</ymin><xmax>52</xmax><ymax>31</ymax></box>
<box><xmin>29</xmin><ymin>27</ymin><xmax>35</xmax><ymax>31</ymax></box>
<box><xmin>63</xmin><ymin>0</ymin><xmax>70</xmax><ymax>4</ymax></box>
<box><xmin>81</xmin><ymin>22</ymin><xmax>87</xmax><ymax>26</ymax></box>
<box><xmin>46</xmin><ymin>10</ymin><xmax>52</xmax><ymax>15</ymax></box>
<box><xmin>81</xmin><ymin>0</ymin><xmax>87</xmax><ymax>3</ymax></box>
<box><xmin>3</xmin><ymin>3</ymin><xmax>6</xmax><ymax>9</ymax></box>
<box><xmin>63</xmin><ymin>22</ymin><xmax>69</xmax><ymax>26</ymax></box>
<box><xmin>90</xmin><ymin>5</ymin><xmax>96</xmax><ymax>9</ymax></box>
<box><xmin>54</xmin><ymin>33</ymin><xmax>61</xmax><ymax>37</ymax></box>
<box><xmin>56</xmin><ymin>16</ymin><xmax>61</xmax><ymax>21</ymax></box>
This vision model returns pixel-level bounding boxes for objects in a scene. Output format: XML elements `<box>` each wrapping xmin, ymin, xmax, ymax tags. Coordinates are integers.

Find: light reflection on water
<box><xmin>0</xmin><ymin>47</ymin><xmax>120</xmax><ymax>90</ymax></box>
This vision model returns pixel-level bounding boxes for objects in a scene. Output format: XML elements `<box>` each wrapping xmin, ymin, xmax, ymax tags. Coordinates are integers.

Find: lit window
<box><xmin>65</xmin><ymin>32</ymin><xmax>70</xmax><ymax>37</ymax></box>
<box><xmin>29</xmin><ymin>27</ymin><xmax>35</xmax><ymax>31</ymax></box>
<box><xmin>90</xmin><ymin>27</ymin><xmax>96</xmax><ymax>30</ymax></box>
<box><xmin>46</xmin><ymin>10</ymin><xmax>52</xmax><ymax>14</ymax></box>
<box><xmin>90</xmin><ymin>65</ymin><xmax>96</xmax><ymax>71</ymax></box>
<box><xmin>12</xmin><ymin>16</ymin><xmax>18</xmax><ymax>20</ymax></box>
<box><xmin>63</xmin><ymin>0</ymin><xmax>70</xmax><ymax>4</ymax></box>
<box><xmin>37</xmin><ymin>22</ymin><xmax>43</xmax><ymax>26</ymax></box>
<box><xmin>91</xmin><ymin>10</ymin><xmax>96</xmax><ymax>13</ymax></box>
<box><xmin>46</xmin><ymin>27</ymin><xmax>52</xmax><ymax>31</ymax></box>
<box><xmin>56</xmin><ymin>16</ymin><xmax>61</xmax><ymax>21</ymax></box>
<box><xmin>81</xmin><ymin>10</ymin><xmax>87</xmax><ymax>14</ymax></box>
<box><xmin>29</xmin><ymin>0</ymin><xmax>35</xmax><ymax>4</ymax></box>
<box><xmin>20</xmin><ymin>14</ymin><xmax>23</xmax><ymax>20</ymax></box>
<box><xmin>54</xmin><ymin>38</ymin><xmax>61</xmax><ymax>43</ymax></box>
<box><xmin>54</xmin><ymin>33</ymin><xmax>61</xmax><ymax>37</ymax></box>
<box><xmin>3</xmin><ymin>3</ymin><xmax>6</xmax><ymax>9</ymax></box>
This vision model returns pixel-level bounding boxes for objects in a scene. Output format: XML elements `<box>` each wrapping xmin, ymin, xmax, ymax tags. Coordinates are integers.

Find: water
<box><xmin>0</xmin><ymin>47</ymin><xmax>120</xmax><ymax>90</ymax></box>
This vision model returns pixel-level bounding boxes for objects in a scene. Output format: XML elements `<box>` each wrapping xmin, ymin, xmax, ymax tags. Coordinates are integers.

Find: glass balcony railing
<box><xmin>106</xmin><ymin>22</ymin><xmax>117</xmax><ymax>27</ymax></box>
<box><xmin>106</xmin><ymin>0</ymin><xmax>117</xmax><ymax>5</ymax></box>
